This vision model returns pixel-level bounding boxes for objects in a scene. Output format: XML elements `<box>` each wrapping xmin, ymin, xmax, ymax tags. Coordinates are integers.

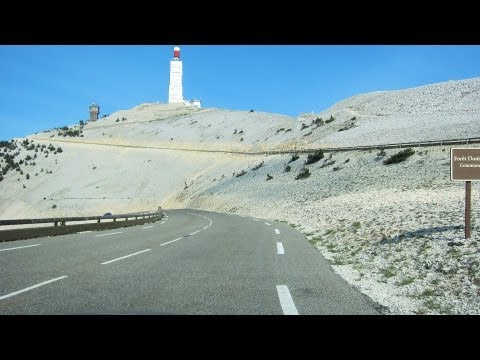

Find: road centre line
<box><xmin>277</xmin><ymin>242</ymin><xmax>285</xmax><ymax>255</ymax></box>
<box><xmin>265</xmin><ymin>222</ymin><xmax>271</xmax><ymax>226</ymax></box>
<box><xmin>95</xmin><ymin>231</ymin><xmax>123</xmax><ymax>238</ymax></box>
<box><xmin>202</xmin><ymin>226</ymin><xmax>208</xmax><ymax>230</ymax></box>
<box><xmin>0</xmin><ymin>244</ymin><xmax>41</xmax><ymax>252</ymax></box>
<box><xmin>276</xmin><ymin>285</ymin><xmax>299</xmax><ymax>315</ymax></box>
<box><xmin>275</xmin><ymin>229</ymin><xmax>280</xmax><ymax>235</ymax></box>
<box><xmin>101</xmin><ymin>249</ymin><xmax>151</xmax><ymax>265</ymax></box>
<box><xmin>189</xmin><ymin>230</ymin><xmax>201</xmax><ymax>236</ymax></box>
<box><xmin>160</xmin><ymin>237</ymin><xmax>183</xmax><ymax>246</ymax></box>
<box><xmin>253</xmin><ymin>219</ymin><xmax>260</xmax><ymax>221</ymax></box>
<box><xmin>0</xmin><ymin>276</ymin><xmax>68</xmax><ymax>301</ymax></box>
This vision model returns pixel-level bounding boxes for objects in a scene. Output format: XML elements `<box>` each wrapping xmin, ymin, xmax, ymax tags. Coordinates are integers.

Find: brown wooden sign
<box><xmin>451</xmin><ymin>148</ymin><xmax>480</xmax><ymax>181</ymax></box>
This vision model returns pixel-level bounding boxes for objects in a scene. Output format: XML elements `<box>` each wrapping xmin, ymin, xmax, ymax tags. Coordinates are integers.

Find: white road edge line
<box><xmin>275</xmin><ymin>229</ymin><xmax>280</xmax><ymax>235</ymax></box>
<box><xmin>95</xmin><ymin>231</ymin><xmax>123</xmax><ymax>238</ymax></box>
<box><xmin>276</xmin><ymin>285</ymin><xmax>299</xmax><ymax>315</ymax></box>
<box><xmin>0</xmin><ymin>276</ymin><xmax>68</xmax><ymax>301</ymax></box>
<box><xmin>0</xmin><ymin>244</ymin><xmax>41</xmax><ymax>252</ymax></box>
<box><xmin>265</xmin><ymin>222</ymin><xmax>271</xmax><ymax>226</ymax></box>
<box><xmin>277</xmin><ymin>242</ymin><xmax>285</xmax><ymax>255</ymax></box>
<box><xmin>202</xmin><ymin>226</ymin><xmax>208</xmax><ymax>230</ymax></box>
<box><xmin>78</xmin><ymin>230</ymin><xmax>92</xmax><ymax>234</ymax></box>
<box><xmin>101</xmin><ymin>249</ymin><xmax>151</xmax><ymax>265</ymax></box>
<box><xmin>142</xmin><ymin>225</ymin><xmax>154</xmax><ymax>229</ymax></box>
<box><xmin>253</xmin><ymin>219</ymin><xmax>260</xmax><ymax>221</ymax></box>
<box><xmin>189</xmin><ymin>230</ymin><xmax>201</xmax><ymax>236</ymax></box>
<box><xmin>160</xmin><ymin>237</ymin><xmax>183</xmax><ymax>246</ymax></box>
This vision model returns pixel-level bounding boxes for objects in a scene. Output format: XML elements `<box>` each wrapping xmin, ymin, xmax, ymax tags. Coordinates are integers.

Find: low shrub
<box><xmin>383</xmin><ymin>148</ymin><xmax>415</xmax><ymax>165</ymax></box>
<box><xmin>252</xmin><ymin>161</ymin><xmax>264</xmax><ymax>171</ymax></box>
<box><xmin>305</xmin><ymin>150</ymin><xmax>324</xmax><ymax>165</ymax></box>
<box><xmin>295</xmin><ymin>167</ymin><xmax>311</xmax><ymax>180</ymax></box>
<box><xmin>288</xmin><ymin>154</ymin><xmax>299</xmax><ymax>163</ymax></box>
<box><xmin>325</xmin><ymin>115</ymin><xmax>335</xmax><ymax>123</ymax></box>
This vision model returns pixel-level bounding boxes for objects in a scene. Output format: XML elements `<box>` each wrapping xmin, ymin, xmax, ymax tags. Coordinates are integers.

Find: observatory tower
<box><xmin>168</xmin><ymin>46</ymin><xmax>183</xmax><ymax>103</ymax></box>
<box><xmin>89</xmin><ymin>103</ymin><xmax>100</xmax><ymax>121</ymax></box>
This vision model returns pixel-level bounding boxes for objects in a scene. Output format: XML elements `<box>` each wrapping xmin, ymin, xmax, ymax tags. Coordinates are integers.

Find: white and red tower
<box><xmin>168</xmin><ymin>46</ymin><xmax>183</xmax><ymax>104</ymax></box>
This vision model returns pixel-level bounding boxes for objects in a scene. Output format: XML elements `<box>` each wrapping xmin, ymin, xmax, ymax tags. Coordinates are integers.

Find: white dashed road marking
<box><xmin>101</xmin><ymin>249</ymin><xmax>151</xmax><ymax>265</ymax></box>
<box><xmin>142</xmin><ymin>225</ymin><xmax>154</xmax><ymax>229</ymax></box>
<box><xmin>0</xmin><ymin>276</ymin><xmax>68</xmax><ymax>301</ymax></box>
<box><xmin>160</xmin><ymin>237</ymin><xmax>183</xmax><ymax>246</ymax></box>
<box><xmin>253</xmin><ymin>219</ymin><xmax>260</xmax><ymax>222</ymax></box>
<box><xmin>277</xmin><ymin>242</ymin><xmax>285</xmax><ymax>255</ymax></box>
<box><xmin>276</xmin><ymin>285</ymin><xmax>299</xmax><ymax>315</ymax></box>
<box><xmin>78</xmin><ymin>231</ymin><xmax>92</xmax><ymax>234</ymax></box>
<box><xmin>275</xmin><ymin>229</ymin><xmax>280</xmax><ymax>235</ymax></box>
<box><xmin>0</xmin><ymin>244</ymin><xmax>41</xmax><ymax>252</ymax></box>
<box><xmin>95</xmin><ymin>231</ymin><xmax>123</xmax><ymax>238</ymax></box>
<box><xmin>265</xmin><ymin>222</ymin><xmax>271</xmax><ymax>226</ymax></box>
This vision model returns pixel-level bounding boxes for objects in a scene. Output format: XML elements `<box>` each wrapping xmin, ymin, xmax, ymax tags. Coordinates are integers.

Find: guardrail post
<box><xmin>54</xmin><ymin>221</ymin><xmax>58</xmax><ymax>227</ymax></box>
<box><xmin>97</xmin><ymin>219</ymin><xmax>101</xmax><ymax>223</ymax></box>
<box><xmin>113</xmin><ymin>218</ymin><xmax>116</xmax><ymax>222</ymax></box>
<box><xmin>61</xmin><ymin>221</ymin><xmax>65</xmax><ymax>226</ymax></box>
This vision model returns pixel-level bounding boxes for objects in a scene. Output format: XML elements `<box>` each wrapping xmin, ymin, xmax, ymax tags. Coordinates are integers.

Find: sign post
<box><xmin>451</xmin><ymin>148</ymin><xmax>480</xmax><ymax>239</ymax></box>
<box><xmin>465</xmin><ymin>181</ymin><xmax>471</xmax><ymax>239</ymax></box>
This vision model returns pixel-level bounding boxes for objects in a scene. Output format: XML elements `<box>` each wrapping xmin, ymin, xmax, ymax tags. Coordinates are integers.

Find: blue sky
<box><xmin>1</xmin><ymin>45</ymin><xmax>479</xmax><ymax>140</ymax></box>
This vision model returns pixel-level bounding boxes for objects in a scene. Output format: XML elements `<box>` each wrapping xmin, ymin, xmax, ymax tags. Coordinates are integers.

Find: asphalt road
<box><xmin>0</xmin><ymin>209</ymin><xmax>381</xmax><ymax>315</ymax></box>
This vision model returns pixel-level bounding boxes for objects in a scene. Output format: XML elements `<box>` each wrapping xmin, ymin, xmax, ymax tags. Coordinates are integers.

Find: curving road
<box><xmin>0</xmin><ymin>210</ymin><xmax>381</xmax><ymax>315</ymax></box>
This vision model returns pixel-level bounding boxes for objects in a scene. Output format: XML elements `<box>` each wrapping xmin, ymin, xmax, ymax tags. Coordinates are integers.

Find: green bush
<box><xmin>325</xmin><ymin>115</ymin><xmax>335</xmax><ymax>123</ymax></box>
<box><xmin>266</xmin><ymin>174</ymin><xmax>273</xmax><ymax>181</ymax></box>
<box><xmin>285</xmin><ymin>165</ymin><xmax>291</xmax><ymax>172</ymax></box>
<box><xmin>301</xmin><ymin>123</ymin><xmax>310</xmax><ymax>131</ymax></box>
<box><xmin>236</xmin><ymin>170</ymin><xmax>247</xmax><ymax>177</ymax></box>
<box><xmin>305</xmin><ymin>150</ymin><xmax>324</xmax><ymax>165</ymax></box>
<box><xmin>57</xmin><ymin>147</ymin><xmax>63</xmax><ymax>153</ymax></box>
<box><xmin>314</xmin><ymin>117</ymin><xmax>324</xmax><ymax>125</ymax></box>
<box><xmin>383</xmin><ymin>148</ymin><xmax>415</xmax><ymax>165</ymax></box>
<box><xmin>295</xmin><ymin>167</ymin><xmax>311</xmax><ymax>180</ymax></box>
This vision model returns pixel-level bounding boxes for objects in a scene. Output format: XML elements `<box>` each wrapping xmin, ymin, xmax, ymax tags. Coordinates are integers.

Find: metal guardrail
<box><xmin>0</xmin><ymin>208</ymin><xmax>164</xmax><ymax>242</ymax></box>
<box><xmin>257</xmin><ymin>137</ymin><xmax>480</xmax><ymax>155</ymax></box>
<box><xmin>0</xmin><ymin>210</ymin><xmax>161</xmax><ymax>227</ymax></box>
<box><xmin>30</xmin><ymin>136</ymin><xmax>480</xmax><ymax>157</ymax></box>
